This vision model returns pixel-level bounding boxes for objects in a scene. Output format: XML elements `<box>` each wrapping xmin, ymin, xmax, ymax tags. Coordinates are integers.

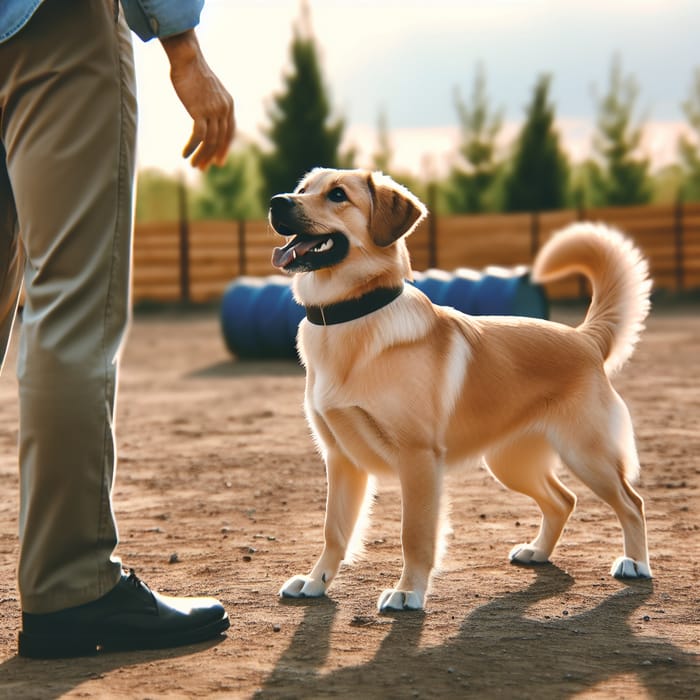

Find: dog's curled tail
<box><xmin>532</xmin><ymin>222</ymin><xmax>652</xmax><ymax>376</ymax></box>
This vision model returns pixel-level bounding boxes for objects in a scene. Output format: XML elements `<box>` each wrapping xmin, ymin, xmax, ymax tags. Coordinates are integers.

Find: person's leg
<box><xmin>2</xmin><ymin>0</ymin><xmax>134</xmax><ymax>614</ymax></box>
<box><xmin>3</xmin><ymin>0</ymin><xmax>228</xmax><ymax>658</ymax></box>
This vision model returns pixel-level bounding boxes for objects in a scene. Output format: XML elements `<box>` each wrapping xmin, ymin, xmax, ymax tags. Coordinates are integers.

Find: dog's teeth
<box><xmin>292</xmin><ymin>249</ymin><xmax>297</xmax><ymax>260</ymax></box>
<box><xmin>315</xmin><ymin>239</ymin><xmax>333</xmax><ymax>253</ymax></box>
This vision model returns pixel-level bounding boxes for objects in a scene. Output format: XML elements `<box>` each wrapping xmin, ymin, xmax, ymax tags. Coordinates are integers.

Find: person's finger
<box><xmin>223</xmin><ymin>95</ymin><xmax>236</xmax><ymax>153</ymax></box>
<box><xmin>192</xmin><ymin>117</ymin><xmax>220</xmax><ymax>169</ymax></box>
<box><xmin>215</xmin><ymin>114</ymin><xmax>233</xmax><ymax>166</ymax></box>
<box><xmin>182</xmin><ymin>119</ymin><xmax>206</xmax><ymax>160</ymax></box>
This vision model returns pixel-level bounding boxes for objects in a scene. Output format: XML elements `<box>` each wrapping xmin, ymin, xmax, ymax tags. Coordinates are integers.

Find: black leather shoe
<box><xmin>18</xmin><ymin>569</ymin><xmax>230</xmax><ymax>658</ymax></box>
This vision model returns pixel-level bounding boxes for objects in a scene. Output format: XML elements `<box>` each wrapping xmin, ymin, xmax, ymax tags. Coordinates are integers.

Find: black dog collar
<box><xmin>305</xmin><ymin>284</ymin><xmax>404</xmax><ymax>326</ymax></box>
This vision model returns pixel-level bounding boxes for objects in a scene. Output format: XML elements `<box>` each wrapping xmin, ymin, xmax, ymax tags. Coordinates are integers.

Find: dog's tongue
<box><xmin>271</xmin><ymin>236</ymin><xmax>320</xmax><ymax>269</ymax></box>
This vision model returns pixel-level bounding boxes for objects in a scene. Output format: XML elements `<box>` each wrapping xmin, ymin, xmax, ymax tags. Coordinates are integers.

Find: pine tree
<box><xmin>678</xmin><ymin>67</ymin><xmax>700</xmax><ymax>201</ymax></box>
<box><xmin>371</xmin><ymin>108</ymin><xmax>393</xmax><ymax>173</ymax></box>
<box><xmin>194</xmin><ymin>144</ymin><xmax>265</xmax><ymax>220</ymax></box>
<box><xmin>504</xmin><ymin>74</ymin><xmax>569</xmax><ymax>212</ymax></box>
<box><xmin>445</xmin><ymin>65</ymin><xmax>503</xmax><ymax>213</ymax></box>
<box><xmin>590</xmin><ymin>55</ymin><xmax>650</xmax><ymax>206</ymax></box>
<box><xmin>258</xmin><ymin>2</ymin><xmax>347</xmax><ymax>205</ymax></box>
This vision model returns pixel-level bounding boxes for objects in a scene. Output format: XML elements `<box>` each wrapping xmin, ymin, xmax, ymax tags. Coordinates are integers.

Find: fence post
<box><xmin>238</xmin><ymin>219</ymin><xmax>247</xmax><ymax>276</ymax></box>
<box><xmin>529</xmin><ymin>210</ymin><xmax>540</xmax><ymax>259</ymax></box>
<box><xmin>575</xmin><ymin>190</ymin><xmax>588</xmax><ymax>299</ymax></box>
<box><xmin>177</xmin><ymin>175</ymin><xmax>190</xmax><ymax>304</ymax></box>
<box><xmin>674</xmin><ymin>190</ymin><xmax>685</xmax><ymax>293</ymax></box>
<box><xmin>427</xmin><ymin>182</ymin><xmax>438</xmax><ymax>268</ymax></box>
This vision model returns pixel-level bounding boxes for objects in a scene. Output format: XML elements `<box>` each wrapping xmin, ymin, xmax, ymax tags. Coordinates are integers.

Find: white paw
<box><xmin>377</xmin><ymin>589</ymin><xmax>424</xmax><ymax>612</ymax></box>
<box><xmin>279</xmin><ymin>574</ymin><xmax>327</xmax><ymax>599</ymax></box>
<box><xmin>610</xmin><ymin>556</ymin><xmax>652</xmax><ymax>579</ymax></box>
<box><xmin>509</xmin><ymin>543</ymin><xmax>550</xmax><ymax>565</ymax></box>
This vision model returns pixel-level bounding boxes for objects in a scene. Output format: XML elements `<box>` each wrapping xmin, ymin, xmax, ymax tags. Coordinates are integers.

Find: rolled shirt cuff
<box><xmin>120</xmin><ymin>0</ymin><xmax>204</xmax><ymax>41</ymax></box>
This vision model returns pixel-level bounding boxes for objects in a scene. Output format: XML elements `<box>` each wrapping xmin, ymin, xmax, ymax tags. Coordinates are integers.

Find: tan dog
<box><xmin>269</xmin><ymin>167</ymin><xmax>652</xmax><ymax>612</ymax></box>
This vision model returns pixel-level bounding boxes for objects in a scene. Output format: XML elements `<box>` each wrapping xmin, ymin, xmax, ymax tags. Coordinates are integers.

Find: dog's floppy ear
<box><xmin>366</xmin><ymin>172</ymin><xmax>427</xmax><ymax>247</ymax></box>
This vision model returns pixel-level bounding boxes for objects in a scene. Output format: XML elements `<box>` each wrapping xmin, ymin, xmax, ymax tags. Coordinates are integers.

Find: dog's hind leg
<box><xmin>555</xmin><ymin>394</ymin><xmax>651</xmax><ymax>579</ymax></box>
<box><xmin>280</xmin><ymin>448</ymin><xmax>370</xmax><ymax>598</ymax></box>
<box><xmin>606</xmin><ymin>477</ymin><xmax>651</xmax><ymax>579</ymax></box>
<box><xmin>485</xmin><ymin>433</ymin><xmax>576</xmax><ymax>565</ymax></box>
<box><xmin>378</xmin><ymin>448</ymin><xmax>444</xmax><ymax>612</ymax></box>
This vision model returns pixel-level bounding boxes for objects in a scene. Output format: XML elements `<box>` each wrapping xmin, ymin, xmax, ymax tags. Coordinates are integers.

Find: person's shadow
<box><xmin>0</xmin><ymin>638</ymin><xmax>224</xmax><ymax>698</ymax></box>
<box><xmin>257</xmin><ymin>567</ymin><xmax>698</xmax><ymax>699</ymax></box>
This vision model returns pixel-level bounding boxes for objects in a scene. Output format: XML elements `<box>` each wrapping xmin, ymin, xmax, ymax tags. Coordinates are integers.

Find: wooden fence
<box><xmin>132</xmin><ymin>201</ymin><xmax>700</xmax><ymax>305</ymax></box>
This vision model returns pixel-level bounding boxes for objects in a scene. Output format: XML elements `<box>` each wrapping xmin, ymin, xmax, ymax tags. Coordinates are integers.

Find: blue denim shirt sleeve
<box><xmin>1</xmin><ymin>1</ymin><xmax>205</xmax><ymax>44</ymax></box>
<box><xmin>0</xmin><ymin>0</ymin><xmax>43</xmax><ymax>43</ymax></box>
<box><xmin>120</xmin><ymin>0</ymin><xmax>204</xmax><ymax>42</ymax></box>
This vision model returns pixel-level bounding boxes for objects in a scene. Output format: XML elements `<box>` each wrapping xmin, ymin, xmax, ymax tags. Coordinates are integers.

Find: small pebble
<box><xmin>168</xmin><ymin>553</ymin><xmax>179</xmax><ymax>564</ymax></box>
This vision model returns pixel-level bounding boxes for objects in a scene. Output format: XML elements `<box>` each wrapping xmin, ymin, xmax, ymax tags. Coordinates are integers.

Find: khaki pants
<box><xmin>0</xmin><ymin>0</ymin><xmax>136</xmax><ymax>613</ymax></box>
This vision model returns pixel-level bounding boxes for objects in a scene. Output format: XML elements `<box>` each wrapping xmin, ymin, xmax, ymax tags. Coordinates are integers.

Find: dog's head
<box><xmin>269</xmin><ymin>169</ymin><xmax>427</xmax><ymax>299</ymax></box>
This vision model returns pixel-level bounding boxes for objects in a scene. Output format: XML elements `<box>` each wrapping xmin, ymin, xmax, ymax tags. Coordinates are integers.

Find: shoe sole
<box><xmin>18</xmin><ymin>614</ymin><xmax>230</xmax><ymax>659</ymax></box>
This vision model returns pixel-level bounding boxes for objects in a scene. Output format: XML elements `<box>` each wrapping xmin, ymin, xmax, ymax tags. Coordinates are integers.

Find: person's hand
<box><xmin>160</xmin><ymin>30</ymin><xmax>235</xmax><ymax>169</ymax></box>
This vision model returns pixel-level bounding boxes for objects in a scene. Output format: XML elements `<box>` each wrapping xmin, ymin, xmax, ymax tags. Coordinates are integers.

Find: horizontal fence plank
<box><xmin>132</xmin><ymin>283</ymin><xmax>180</xmax><ymax>301</ymax></box>
<box><xmin>132</xmin><ymin>202</ymin><xmax>700</xmax><ymax>305</ymax></box>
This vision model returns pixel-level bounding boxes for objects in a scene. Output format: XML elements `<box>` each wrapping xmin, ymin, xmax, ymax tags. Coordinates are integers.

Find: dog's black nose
<box><xmin>269</xmin><ymin>195</ymin><xmax>295</xmax><ymax>218</ymax></box>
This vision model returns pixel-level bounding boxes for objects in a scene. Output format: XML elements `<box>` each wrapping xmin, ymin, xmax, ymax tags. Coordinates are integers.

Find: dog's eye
<box><xmin>328</xmin><ymin>187</ymin><xmax>347</xmax><ymax>203</ymax></box>
<box><xmin>297</xmin><ymin>187</ymin><xmax>306</xmax><ymax>194</ymax></box>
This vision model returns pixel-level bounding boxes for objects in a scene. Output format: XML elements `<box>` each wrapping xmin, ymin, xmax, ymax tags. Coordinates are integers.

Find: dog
<box><xmin>269</xmin><ymin>167</ymin><xmax>652</xmax><ymax>612</ymax></box>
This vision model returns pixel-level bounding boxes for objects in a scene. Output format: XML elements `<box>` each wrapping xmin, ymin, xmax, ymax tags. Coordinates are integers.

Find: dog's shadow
<box><xmin>256</xmin><ymin>568</ymin><xmax>698</xmax><ymax>699</ymax></box>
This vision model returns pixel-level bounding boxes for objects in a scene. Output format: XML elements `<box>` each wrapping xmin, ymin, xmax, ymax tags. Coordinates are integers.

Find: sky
<box><xmin>132</xmin><ymin>0</ymin><xmax>700</xmax><ymax>178</ymax></box>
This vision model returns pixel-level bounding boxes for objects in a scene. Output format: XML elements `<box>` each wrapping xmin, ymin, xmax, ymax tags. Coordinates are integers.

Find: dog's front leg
<box><xmin>378</xmin><ymin>449</ymin><xmax>443</xmax><ymax>612</ymax></box>
<box><xmin>280</xmin><ymin>448</ymin><xmax>369</xmax><ymax>599</ymax></box>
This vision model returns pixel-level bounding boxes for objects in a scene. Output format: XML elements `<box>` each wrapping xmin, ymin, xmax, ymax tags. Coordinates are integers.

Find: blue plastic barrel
<box><xmin>220</xmin><ymin>277</ymin><xmax>263</xmax><ymax>358</ymax></box>
<box><xmin>221</xmin><ymin>266</ymin><xmax>548</xmax><ymax>359</ymax></box>
<box><xmin>412</xmin><ymin>268</ymin><xmax>453</xmax><ymax>305</ymax></box>
<box><xmin>412</xmin><ymin>265</ymin><xmax>548</xmax><ymax>319</ymax></box>
<box><xmin>439</xmin><ymin>268</ymin><xmax>482</xmax><ymax>311</ymax></box>
<box><xmin>220</xmin><ymin>276</ymin><xmax>304</xmax><ymax>359</ymax></box>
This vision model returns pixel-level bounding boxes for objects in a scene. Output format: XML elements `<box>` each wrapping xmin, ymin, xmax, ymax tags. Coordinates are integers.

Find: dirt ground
<box><xmin>0</xmin><ymin>301</ymin><xmax>697</xmax><ymax>699</ymax></box>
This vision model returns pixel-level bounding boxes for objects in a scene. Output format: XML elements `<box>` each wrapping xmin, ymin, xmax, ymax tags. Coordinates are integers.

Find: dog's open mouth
<box><xmin>271</xmin><ymin>232</ymin><xmax>349</xmax><ymax>272</ymax></box>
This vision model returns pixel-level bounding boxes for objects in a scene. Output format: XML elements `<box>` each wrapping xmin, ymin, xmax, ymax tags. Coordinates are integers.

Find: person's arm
<box><xmin>160</xmin><ymin>29</ymin><xmax>235</xmax><ymax>169</ymax></box>
<box><xmin>119</xmin><ymin>1</ymin><xmax>234</xmax><ymax>168</ymax></box>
